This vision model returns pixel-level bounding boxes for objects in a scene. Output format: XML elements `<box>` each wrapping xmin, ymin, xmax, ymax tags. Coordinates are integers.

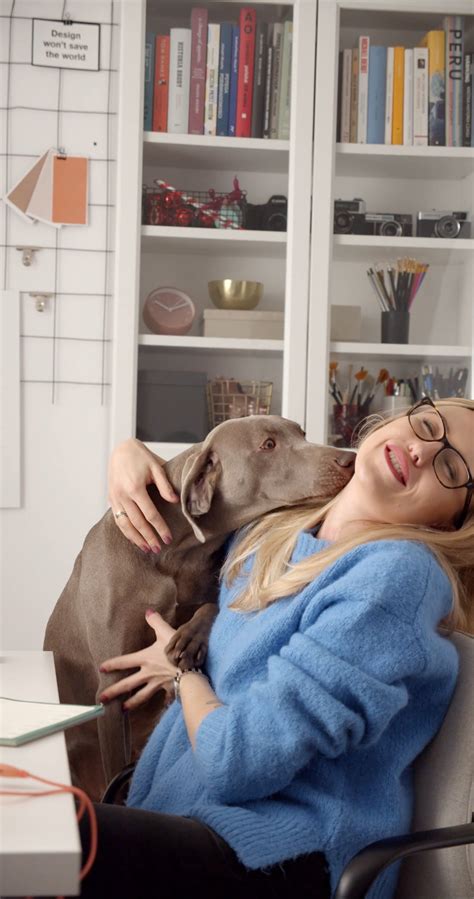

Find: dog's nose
<box><xmin>335</xmin><ymin>450</ymin><xmax>356</xmax><ymax>469</ymax></box>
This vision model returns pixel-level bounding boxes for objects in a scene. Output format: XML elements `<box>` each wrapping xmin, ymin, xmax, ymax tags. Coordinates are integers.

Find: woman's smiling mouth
<box><xmin>385</xmin><ymin>445</ymin><xmax>408</xmax><ymax>486</ymax></box>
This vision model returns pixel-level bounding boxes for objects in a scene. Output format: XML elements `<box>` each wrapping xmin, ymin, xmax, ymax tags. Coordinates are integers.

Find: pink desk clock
<box><xmin>143</xmin><ymin>287</ymin><xmax>196</xmax><ymax>335</ymax></box>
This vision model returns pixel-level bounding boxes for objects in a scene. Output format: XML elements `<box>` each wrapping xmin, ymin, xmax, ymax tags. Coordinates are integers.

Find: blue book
<box><xmin>217</xmin><ymin>23</ymin><xmax>233</xmax><ymax>136</ymax></box>
<box><xmin>143</xmin><ymin>32</ymin><xmax>155</xmax><ymax>131</ymax></box>
<box><xmin>367</xmin><ymin>45</ymin><xmax>387</xmax><ymax>144</ymax></box>
<box><xmin>228</xmin><ymin>25</ymin><xmax>240</xmax><ymax>136</ymax></box>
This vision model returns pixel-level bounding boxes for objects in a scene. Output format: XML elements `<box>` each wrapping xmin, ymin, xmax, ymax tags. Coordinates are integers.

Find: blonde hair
<box><xmin>223</xmin><ymin>398</ymin><xmax>474</xmax><ymax>633</ymax></box>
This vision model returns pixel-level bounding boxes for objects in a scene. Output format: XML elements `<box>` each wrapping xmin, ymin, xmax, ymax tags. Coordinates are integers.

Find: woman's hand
<box><xmin>108</xmin><ymin>438</ymin><xmax>180</xmax><ymax>550</ymax></box>
<box><xmin>99</xmin><ymin>611</ymin><xmax>179</xmax><ymax>711</ymax></box>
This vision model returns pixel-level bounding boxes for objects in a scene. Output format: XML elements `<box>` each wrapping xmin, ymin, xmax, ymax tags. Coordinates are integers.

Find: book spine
<box><xmin>367</xmin><ymin>45</ymin><xmax>386</xmax><ymax>145</ymax></box>
<box><xmin>251</xmin><ymin>22</ymin><xmax>267</xmax><ymax>138</ymax></box>
<box><xmin>269</xmin><ymin>22</ymin><xmax>284</xmax><ymax>139</ymax></box>
<box><xmin>152</xmin><ymin>36</ymin><xmax>170</xmax><ymax>132</ymax></box>
<box><xmin>391</xmin><ymin>46</ymin><xmax>404</xmax><ymax>144</ymax></box>
<box><xmin>341</xmin><ymin>48</ymin><xmax>352</xmax><ymax>143</ymax></box>
<box><xmin>236</xmin><ymin>7</ymin><xmax>257</xmax><ymax>138</ymax></box>
<box><xmin>188</xmin><ymin>7</ymin><xmax>208</xmax><ymax>134</ymax></box>
<box><xmin>167</xmin><ymin>28</ymin><xmax>191</xmax><ymax>134</ymax></box>
<box><xmin>413</xmin><ymin>47</ymin><xmax>428</xmax><ymax>145</ymax></box>
<box><xmin>419</xmin><ymin>30</ymin><xmax>445</xmax><ymax>146</ymax></box>
<box><xmin>228</xmin><ymin>25</ymin><xmax>240</xmax><ymax>136</ymax></box>
<box><xmin>463</xmin><ymin>51</ymin><xmax>472</xmax><ymax>146</ymax></box>
<box><xmin>384</xmin><ymin>47</ymin><xmax>394</xmax><ymax>144</ymax></box>
<box><xmin>357</xmin><ymin>35</ymin><xmax>370</xmax><ymax>143</ymax></box>
<box><xmin>349</xmin><ymin>47</ymin><xmax>359</xmax><ymax>142</ymax></box>
<box><xmin>443</xmin><ymin>15</ymin><xmax>464</xmax><ymax>147</ymax></box>
<box><xmin>336</xmin><ymin>50</ymin><xmax>343</xmax><ymax>143</ymax></box>
<box><xmin>263</xmin><ymin>30</ymin><xmax>273</xmax><ymax>139</ymax></box>
<box><xmin>144</xmin><ymin>32</ymin><xmax>155</xmax><ymax>131</ymax></box>
<box><xmin>471</xmin><ymin>56</ymin><xmax>474</xmax><ymax>147</ymax></box>
<box><xmin>217</xmin><ymin>22</ymin><xmax>233</xmax><ymax>136</ymax></box>
<box><xmin>277</xmin><ymin>20</ymin><xmax>293</xmax><ymax>139</ymax></box>
<box><xmin>204</xmin><ymin>23</ymin><xmax>220</xmax><ymax>136</ymax></box>
<box><xmin>403</xmin><ymin>48</ymin><xmax>413</xmax><ymax>145</ymax></box>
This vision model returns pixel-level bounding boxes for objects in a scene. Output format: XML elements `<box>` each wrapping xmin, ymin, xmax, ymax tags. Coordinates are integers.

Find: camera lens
<box><xmin>334</xmin><ymin>211</ymin><xmax>353</xmax><ymax>234</ymax></box>
<box><xmin>266</xmin><ymin>212</ymin><xmax>287</xmax><ymax>232</ymax></box>
<box><xmin>434</xmin><ymin>215</ymin><xmax>460</xmax><ymax>239</ymax></box>
<box><xmin>380</xmin><ymin>219</ymin><xmax>402</xmax><ymax>237</ymax></box>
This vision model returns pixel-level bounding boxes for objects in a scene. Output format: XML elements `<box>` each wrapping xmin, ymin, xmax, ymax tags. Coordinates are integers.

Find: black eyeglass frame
<box><xmin>406</xmin><ymin>396</ymin><xmax>474</xmax><ymax>528</ymax></box>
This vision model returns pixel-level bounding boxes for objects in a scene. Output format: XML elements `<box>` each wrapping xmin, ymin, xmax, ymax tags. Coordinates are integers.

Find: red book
<box><xmin>152</xmin><ymin>35</ymin><xmax>170</xmax><ymax>132</ymax></box>
<box><xmin>188</xmin><ymin>7</ymin><xmax>208</xmax><ymax>134</ymax></box>
<box><xmin>235</xmin><ymin>7</ymin><xmax>256</xmax><ymax>137</ymax></box>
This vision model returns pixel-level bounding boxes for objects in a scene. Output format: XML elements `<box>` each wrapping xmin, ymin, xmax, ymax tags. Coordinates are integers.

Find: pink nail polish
<box><xmin>146</xmin><ymin>608</ymin><xmax>154</xmax><ymax>617</ymax></box>
<box><xmin>152</xmin><ymin>545</ymin><xmax>161</xmax><ymax>554</ymax></box>
<box><xmin>163</xmin><ymin>535</ymin><xmax>172</xmax><ymax>545</ymax></box>
<box><xmin>141</xmin><ymin>545</ymin><xmax>150</xmax><ymax>553</ymax></box>
<box><xmin>100</xmin><ymin>694</ymin><xmax>108</xmax><ymax>703</ymax></box>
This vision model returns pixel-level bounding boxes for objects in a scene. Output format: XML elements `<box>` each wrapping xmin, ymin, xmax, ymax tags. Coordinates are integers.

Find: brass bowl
<box><xmin>208</xmin><ymin>279</ymin><xmax>264</xmax><ymax>310</ymax></box>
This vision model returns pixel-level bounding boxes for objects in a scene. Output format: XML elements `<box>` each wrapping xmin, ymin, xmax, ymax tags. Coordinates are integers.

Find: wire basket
<box><xmin>142</xmin><ymin>178</ymin><xmax>247</xmax><ymax>229</ymax></box>
<box><xmin>207</xmin><ymin>378</ymin><xmax>273</xmax><ymax>429</ymax></box>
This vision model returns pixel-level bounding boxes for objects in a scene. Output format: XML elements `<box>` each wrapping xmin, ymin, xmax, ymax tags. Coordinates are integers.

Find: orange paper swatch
<box><xmin>52</xmin><ymin>156</ymin><xmax>88</xmax><ymax>225</ymax></box>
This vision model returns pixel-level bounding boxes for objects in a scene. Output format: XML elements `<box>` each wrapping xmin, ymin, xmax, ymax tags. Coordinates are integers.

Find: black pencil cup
<box><xmin>381</xmin><ymin>310</ymin><xmax>410</xmax><ymax>344</ymax></box>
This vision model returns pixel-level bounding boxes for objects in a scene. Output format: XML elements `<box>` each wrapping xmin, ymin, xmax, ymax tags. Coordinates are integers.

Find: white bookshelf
<box><xmin>141</xmin><ymin>225</ymin><xmax>287</xmax><ymax>256</ymax></box>
<box><xmin>139</xmin><ymin>334</ymin><xmax>284</xmax><ymax>352</ymax></box>
<box><xmin>111</xmin><ymin>0</ymin><xmax>317</xmax><ymax>454</ymax></box>
<box><xmin>306</xmin><ymin>0</ymin><xmax>474</xmax><ymax>445</ymax></box>
<box><xmin>143</xmin><ymin>131</ymin><xmax>290</xmax><ymax>172</ymax></box>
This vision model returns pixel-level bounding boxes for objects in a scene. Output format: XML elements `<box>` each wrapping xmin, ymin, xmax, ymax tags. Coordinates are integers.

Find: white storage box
<box><xmin>203</xmin><ymin>309</ymin><xmax>284</xmax><ymax>339</ymax></box>
<box><xmin>330</xmin><ymin>305</ymin><xmax>362</xmax><ymax>341</ymax></box>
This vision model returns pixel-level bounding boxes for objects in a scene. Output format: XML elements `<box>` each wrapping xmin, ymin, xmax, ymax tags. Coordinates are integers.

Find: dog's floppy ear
<box><xmin>181</xmin><ymin>447</ymin><xmax>222</xmax><ymax>542</ymax></box>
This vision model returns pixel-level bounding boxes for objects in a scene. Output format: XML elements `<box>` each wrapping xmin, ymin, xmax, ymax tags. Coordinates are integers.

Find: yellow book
<box><xmin>419</xmin><ymin>30</ymin><xmax>445</xmax><ymax>145</ymax></box>
<box><xmin>391</xmin><ymin>47</ymin><xmax>405</xmax><ymax>144</ymax></box>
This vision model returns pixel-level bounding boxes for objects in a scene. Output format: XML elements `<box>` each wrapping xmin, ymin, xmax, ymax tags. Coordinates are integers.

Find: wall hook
<box><xmin>29</xmin><ymin>292</ymin><xmax>53</xmax><ymax>312</ymax></box>
<box><xmin>16</xmin><ymin>246</ymin><xmax>41</xmax><ymax>267</ymax></box>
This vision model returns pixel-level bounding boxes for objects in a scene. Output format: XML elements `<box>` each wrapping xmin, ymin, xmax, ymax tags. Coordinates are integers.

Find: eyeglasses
<box><xmin>407</xmin><ymin>397</ymin><xmax>474</xmax><ymax>528</ymax></box>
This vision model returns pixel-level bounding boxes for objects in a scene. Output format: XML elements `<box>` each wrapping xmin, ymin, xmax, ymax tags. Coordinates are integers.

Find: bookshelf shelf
<box><xmin>139</xmin><ymin>334</ymin><xmax>284</xmax><ymax>353</ymax></box>
<box><xmin>143</xmin><ymin>132</ymin><xmax>290</xmax><ymax>173</ymax></box>
<box><xmin>330</xmin><ymin>342</ymin><xmax>472</xmax><ymax>363</ymax></box>
<box><xmin>305</xmin><ymin>0</ymin><xmax>474</xmax><ymax>445</ymax></box>
<box><xmin>333</xmin><ymin>235</ymin><xmax>474</xmax><ymax>263</ymax></box>
<box><xmin>112</xmin><ymin>0</ymin><xmax>317</xmax><ymax>448</ymax></box>
<box><xmin>336</xmin><ymin>144</ymin><xmax>474</xmax><ymax>180</ymax></box>
<box><xmin>141</xmin><ymin>225</ymin><xmax>287</xmax><ymax>256</ymax></box>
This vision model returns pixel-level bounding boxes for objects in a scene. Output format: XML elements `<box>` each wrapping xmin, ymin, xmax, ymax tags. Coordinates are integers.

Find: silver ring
<box><xmin>114</xmin><ymin>510</ymin><xmax>128</xmax><ymax>520</ymax></box>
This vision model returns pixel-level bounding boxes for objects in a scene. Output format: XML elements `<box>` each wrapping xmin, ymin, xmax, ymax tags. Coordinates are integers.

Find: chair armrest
<box><xmin>101</xmin><ymin>762</ymin><xmax>136</xmax><ymax>805</ymax></box>
<box><xmin>333</xmin><ymin>822</ymin><xmax>474</xmax><ymax>899</ymax></box>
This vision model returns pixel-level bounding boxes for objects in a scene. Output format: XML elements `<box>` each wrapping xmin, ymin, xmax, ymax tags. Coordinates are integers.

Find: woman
<box><xmin>82</xmin><ymin>397</ymin><xmax>473</xmax><ymax>899</ymax></box>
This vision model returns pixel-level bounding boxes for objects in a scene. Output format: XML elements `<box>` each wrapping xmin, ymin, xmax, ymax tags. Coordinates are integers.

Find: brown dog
<box><xmin>44</xmin><ymin>416</ymin><xmax>355</xmax><ymax>799</ymax></box>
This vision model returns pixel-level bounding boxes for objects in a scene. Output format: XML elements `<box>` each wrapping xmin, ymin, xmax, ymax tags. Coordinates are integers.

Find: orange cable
<box><xmin>0</xmin><ymin>763</ymin><xmax>98</xmax><ymax>896</ymax></box>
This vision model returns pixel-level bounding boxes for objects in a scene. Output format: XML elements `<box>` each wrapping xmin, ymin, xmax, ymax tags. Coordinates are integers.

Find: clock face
<box><xmin>143</xmin><ymin>288</ymin><xmax>196</xmax><ymax>335</ymax></box>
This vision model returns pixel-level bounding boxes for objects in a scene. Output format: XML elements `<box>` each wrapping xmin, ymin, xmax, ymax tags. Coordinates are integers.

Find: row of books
<box><xmin>144</xmin><ymin>7</ymin><xmax>293</xmax><ymax>139</ymax></box>
<box><xmin>337</xmin><ymin>16</ymin><xmax>474</xmax><ymax>147</ymax></box>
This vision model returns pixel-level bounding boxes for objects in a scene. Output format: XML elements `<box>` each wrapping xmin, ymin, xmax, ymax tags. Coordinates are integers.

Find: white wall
<box><xmin>0</xmin><ymin>0</ymin><xmax>120</xmax><ymax>648</ymax></box>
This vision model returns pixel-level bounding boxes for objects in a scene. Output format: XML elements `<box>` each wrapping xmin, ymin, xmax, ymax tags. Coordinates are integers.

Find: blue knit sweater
<box><xmin>128</xmin><ymin>534</ymin><xmax>458</xmax><ymax>899</ymax></box>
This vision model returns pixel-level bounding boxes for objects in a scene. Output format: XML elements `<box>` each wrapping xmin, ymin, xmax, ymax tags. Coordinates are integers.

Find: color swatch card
<box><xmin>4</xmin><ymin>148</ymin><xmax>88</xmax><ymax>227</ymax></box>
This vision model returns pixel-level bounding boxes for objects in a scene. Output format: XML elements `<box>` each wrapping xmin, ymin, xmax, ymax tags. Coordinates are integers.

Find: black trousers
<box><xmin>77</xmin><ymin>803</ymin><xmax>331</xmax><ymax>899</ymax></box>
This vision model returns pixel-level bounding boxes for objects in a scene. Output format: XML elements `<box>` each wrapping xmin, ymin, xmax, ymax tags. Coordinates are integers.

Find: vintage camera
<box><xmin>416</xmin><ymin>210</ymin><xmax>471</xmax><ymax>239</ymax></box>
<box><xmin>334</xmin><ymin>203</ymin><xmax>412</xmax><ymax>237</ymax></box>
<box><xmin>333</xmin><ymin>198</ymin><xmax>366</xmax><ymax>234</ymax></box>
<box><xmin>245</xmin><ymin>195</ymin><xmax>287</xmax><ymax>231</ymax></box>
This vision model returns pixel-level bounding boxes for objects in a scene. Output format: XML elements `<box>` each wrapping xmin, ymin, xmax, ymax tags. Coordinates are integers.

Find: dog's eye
<box><xmin>260</xmin><ymin>438</ymin><xmax>276</xmax><ymax>451</ymax></box>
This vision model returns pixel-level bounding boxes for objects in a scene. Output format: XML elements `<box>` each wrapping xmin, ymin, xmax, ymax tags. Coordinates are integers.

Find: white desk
<box><xmin>0</xmin><ymin>651</ymin><xmax>81</xmax><ymax>897</ymax></box>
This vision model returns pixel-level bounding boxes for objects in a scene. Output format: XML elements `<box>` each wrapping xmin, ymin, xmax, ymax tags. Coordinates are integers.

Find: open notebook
<box><xmin>0</xmin><ymin>696</ymin><xmax>104</xmax><ymax>747</ymax></box>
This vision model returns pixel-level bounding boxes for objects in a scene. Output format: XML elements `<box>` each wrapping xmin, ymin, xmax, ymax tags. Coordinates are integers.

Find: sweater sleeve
<box><xmin>193</xmin><ymin>542</ymin><xmax>452</xmax><ymax>804</ymax></box>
